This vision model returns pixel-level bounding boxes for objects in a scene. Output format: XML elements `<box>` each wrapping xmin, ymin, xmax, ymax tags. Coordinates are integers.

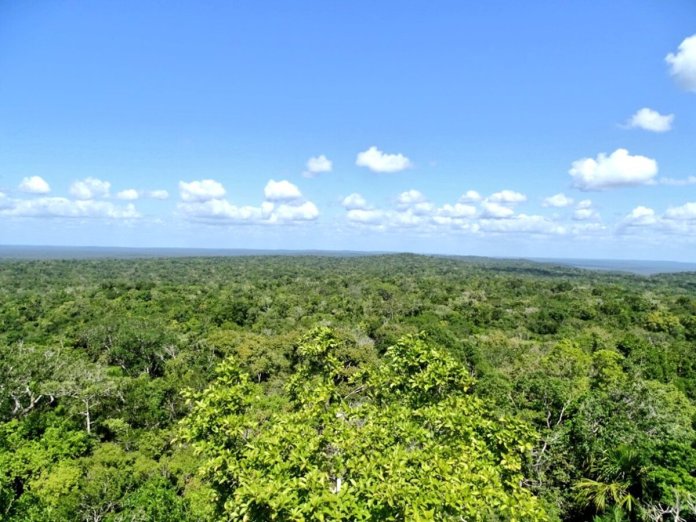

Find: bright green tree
<box><xmin>182</xmin><ymin>328</ymin><xmax>548</xmax><ymax>521</ymax></box>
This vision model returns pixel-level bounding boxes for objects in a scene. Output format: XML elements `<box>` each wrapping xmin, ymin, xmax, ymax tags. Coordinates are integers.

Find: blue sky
<box><xmin>1</xmin><ymin>1</ymin><xmax>695</xmax><ymax>260</ymax></box>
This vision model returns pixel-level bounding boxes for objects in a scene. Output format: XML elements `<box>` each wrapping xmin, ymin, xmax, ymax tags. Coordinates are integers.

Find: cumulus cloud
<box><xmin>623</xmin><ymin>206</ymin><xmax>658</xmax><ymax>226</ymax></box>
<box><xmin>480</xmin><ymin>201</ymin><xmax>515</xmax><ymax>218</ymax></box>
<box><xmin>303</xmin><ymin>155</ymin><xmax>332</xmax><ymax>178</ymax></box>
<box><xmin>264</xmin><ymin>179</ymin><xmax>303</xmax><ymax>202</ymax></box>
<box><xmin>395</xmin><ymin>190</ymin><xmax>434</xmax><ymax>216</ymax></box>
<box><xmin>489</xmin><ymin>190</ymin><xmax>527</xmax><ymax>204</ymax></box>
<box><xmin>269</xmin><ymin>201</ymin><xmax>319</xmax><ymax>222</ymax></box>
<box><xmin>569</xmin><ymin>148</ymin><xmax>658</xmax><ymax>191</ymax></box>
<box><xmin>572</xmin><ymin>199</ymin><xmax>599</xmax><ymax>221</ymax></box>
<box><xmin>346</xmin><ymin>208</ymin><xmax>386</xmax><ymax>226</ymax></box>
<box><xmin>459</xmin><ymin>190</ymin><xmax>482</xmax><ymax>203</ymax></box>
<box><xmin>0</xmin><ymin>197</ymin><xmax>139</xmax><ymax>219</ymax></box>
<box><xmin>116</xmin><ymin>189</ymin><xmax>140</xmax><ymax>201</ymax></box>
<box><xmin>437</xmin><ymin>203</ymin><xmax>477</xmax><ymax>218</ymax></box>
<box><xmin>355</xmin><ymin>146</ymin><xmax>412</xmax><ymax>173</ymax></box>
<box><xmin>397</xmin><ymin>189</ymin><xmax>426</xmax><ymax>206</ymax></box>
<box><xmin>178</xmin><ymin>179</ymin><xmax>318</xmax><ymax>225</ymax></box>
<box><xmin>178</xmin><ymin>199</ymin><xmax>263</xmax><ymax>222</ymax></box>
<box><xmin>19</xmin><ymin>176</ymin><xmax>51</xmax><ymax>194</ymax></box>
<box><xmin>573</xmin><ymin>208</ymin><xmax>600</xmax><ymax>221</ymax></box>
<box><xmin>342</xmin><ymin>193</ymin><xmax>369</xmax><ymax>210</ymax></box>
<box><xmin>70</xmin><ymin>177</ymin><xmax>111</xmax><ymax>200</ymax></box>
<box><xmin>666</xmin><ymin>34</ymin><xmax>696</xmax><ymax>92</ymax></box>
<box><xmin>543</xmin><ymin>193</ymin><xmax>574</xmax><ymax>208</ymax></box>
<box><xmin>179</xmin><ymin>179</ymin><xmax>226</xmax><ymax>202</ymax></box>
<box><xmin>625</xmin><ymin>108</ymin><xmax>674</xmax><ymax>132</ymax></box>
<box><xmin>665</xmin><ymin>202</ymin><xmax>696</xmax><ymax>220</ymax></box>
<box><xmin>339</xmin><ymin>188</ymin><xmax>610</xmax><ymax>238</ymax></box>
<box><xmin>115</xmin><ymin>188</ymin><xmax>170</xmax><ymax>200</ymax></box>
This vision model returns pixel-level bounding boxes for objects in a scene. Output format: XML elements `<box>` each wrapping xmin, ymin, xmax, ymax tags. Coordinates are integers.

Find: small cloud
<box><xmin>396</xmin><ymin>189</ymin><xmax>426</xmax><ymax>206</ymax></box>
<box><xmin>573</xmin><ymin>208</ymin><xmax>600</xmax><ymax>221</ymax></box>
<box><xmin>543</xmin><ymin>193</ymin><xmax>574</xmax><ymax>208</ymax></box>
<box><xmin>19</xmin><ymin>176</ymin><xmax>51</xmax><ymax>194</ymax></box>
<box><xmin>116</xmin><ymin>189</ymin><xmax>140</xmax><ymax>201</ymax></box>
<box><xmin>269</xmin><ymin>201</ymin><xmax>319</xmax><ymax>222</ymax></box>
<box><xmin>624</xmin><ymin>108</ymin><xmax>674</xmax><ymax>132</ymax></box>
<box><xmin>303</xmin><ymin>155</ymin><xmax>332</xmax><ymax>178</ymax></box>
<box><xmin>481</xmin><ymin>201</ymin><xmax>515</xmax><ymax>218</ymax></box>
<box><xmin>623</xmin><ymin>206</ymin><xmax>657</xmax><ymax>226</ymax></box>
<box><xmin>341</xmin><ymin>193</ymin><xmax>369</xmax><ymax>210</ymax></box>
<box><xmin>664</xmin><ymin>202</ymin><xmax>696</xmax><ymax>220</ymax></box>
<box><xmin>346</xmin><ymin>208</ymin><xmax>386</xmax><ymax>225</ymax></box>
<box><xmin>666</xmin><ymin>34</ymin><xmax>696</xmax><ymax>92</ymax></box>
<box><xmin>355</xmin><ymin>146</ymin><xmax>412</xmax><ymax>173</ymax></box>
<box><xmin>459</xmin><ymin>190</ymin><xmax>482</xmax><ymax>203</ymax></box>
<box><xmin>569</xmin><ymin>148</ymin><xmax>658</xmax><ymax>191</ymax></box>
<box><xmin>179</xmin><ymin>179</ymin><xmax>226</xmax><ymax>202</ymax></box>
<box><xmin>264</xmin><ymin>179</ymin><xmax>302</xmax><ymax>202</ymax></box>
<box><xmin>489</xmin><ymin>190</ymin><xmax>527</xmax><ymax>204</ymax></box>
<box><xmin>576</xmin><ymin>199</ymin><xmax>593</xmax><ymax>209</ymax></box>
<box><xmin>437</xmin><ymin>203</ymin><xmax>476</xmax><ymax>218</ymax></box>
<box><xmin>69</xmin><ymin>177</ymin><xmax>111</xmax><ymax>200</ymax></box>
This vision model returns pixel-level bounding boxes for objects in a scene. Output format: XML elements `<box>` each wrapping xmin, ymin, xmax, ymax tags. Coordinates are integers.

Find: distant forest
<box><xmin>1</xmin><ymin>255</ymin><xmax>695</xmax><ymax>521</ymax></box>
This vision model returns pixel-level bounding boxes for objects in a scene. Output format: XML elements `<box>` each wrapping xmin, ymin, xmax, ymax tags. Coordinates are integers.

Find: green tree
<box><xmin>182</xmin><ymin>328</ymin><xmax>547</xmax><ymax>521</ymax></box>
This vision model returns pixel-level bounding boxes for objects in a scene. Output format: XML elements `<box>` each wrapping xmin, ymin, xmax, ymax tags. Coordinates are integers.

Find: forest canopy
<box><xmin>1</xmin><ymin>254</ymin><xmax>695</xmax><ymax>521</ymax></box>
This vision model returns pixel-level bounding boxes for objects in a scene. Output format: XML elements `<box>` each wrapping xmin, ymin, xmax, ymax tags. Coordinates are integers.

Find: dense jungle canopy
<box><xmin>1</xmin><ymin>254</ymin><xmax>695</xmax><ymax>521</ymax></box>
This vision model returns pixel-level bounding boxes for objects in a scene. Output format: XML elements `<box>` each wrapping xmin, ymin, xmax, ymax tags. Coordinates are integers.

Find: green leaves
<box><xmin>181</xmin><ymin>330</ymin><xmax>547</xmax><ymax>520</ymax></box>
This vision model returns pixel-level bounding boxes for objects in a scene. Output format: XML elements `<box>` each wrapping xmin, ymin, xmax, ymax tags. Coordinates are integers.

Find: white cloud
<box><xmin>339</xmin><ymin>189</ymin><xmax>613</xmax><ymax>239</ymax></box>
<box><xmin>623</xmin><ymin>206</ymin><xmax>657</xmax><ymax>226</ymax></box>
<box><xmin>69</xmin><ymin>177</ymin><xmax>111</xmax><ymax>200</ymax></box>
<box><xmin>0</xmin><ymin>197</ymin><xmax>139</xmax><ymax>219</ymax></box>
<box><xmin>397</xmin><ymin>189</ymin><xmax>426</xmax><ymax>206</ymax></box>
<box><xmin>572</xmin><ymin>199</ymin><xmax>599</xmax><ymax>221</ymax></box>
<box><xmin>346</xmin><ymin>208</ymin><xmax>386</xmax><ymax>225</ymax></box>
<box><xmin>573</xmin><ymin>208</ymin><xmax>600</xmax><ymax>221</ymax></box>
<box><xmin>569</xmin><ymin>148</ymin><xmax>658</xmax><ymax>191</ymax></box>
<box><xmin>437</xmin><ymin>203</ymin><xmax>477</xmax><ymax>218</ymax></box>
<box><xmin>178</xmin><ymin>179</ymin><xmax>318</xmax><ymax>225</ymax></box>
<box><xmin>116</xmin><ymin>189</ymin><xmax>140</xmax><ymax>201</ymax></box>
<box><xmin>489</xmin><ymin>190</ymin><xmax>527</xmax><ymax>204</ymax></box>
<box><xmin>303</xmin><ymin>155</ymin><xmax>333</xmax><ymax>178</ymax></box>
<box><xmin>19</xmin><ymin>176</ymin><xmax>51</xmax><ymax>194</ymax></box>
<box><xmin>543</xmin><ymin>193</ymin><xmax>574</xmax><ymax>208</ymax></box>
<box><xmin>355</xmin><ymin>146</ymin><xmax>412</xmax><ymax>173</ymax></box>
<box><xmin>342</xmin><ymin>193</ymin><xmax>369</xmax><ymax>210</ymax></box>
<box><xmin>264</xmin><ymin>179</ymin><xmax>303</xmax><ymax>202</ymax></box>
<box><xmin>666</xmin><ymin>34</ymin><xmax>696</xmax><ymax>92</ymax></box>
<box><xmin>625</xmin><ymin>108</ymin><xmax>674</xmax><ymax>132</ymax></box>
<box><xmin>481</xmin><ymin>201</ymin><xmax>515</xmax><ymax>218</ymax></box>
<box><xmin>116</xmin><ymin>189</ymin><xmax>170</xmax><ymax>200</ymax></box>
<box><xmin>459</xmin><ymin>190</ymin><xmax>482</xmax><ymax>203</ymax></box>
<box><xmin>178</xmin><ymin>199</ymin><xmax>263</xmax><ymax>222</ymax></box>
<box><xmin>665</xmin><ymin>202</ymin><xmax>696</xmax><ymax>220</ymax></box>
<box><xmin>269</xmin><ymin>201</ymin><xmax>319</xmax><ymax>222</ymax></box>
<box><xmin>179</xmin><ymin>179</ymin><xmax>226</xmax><ymax>202</ymax></box>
